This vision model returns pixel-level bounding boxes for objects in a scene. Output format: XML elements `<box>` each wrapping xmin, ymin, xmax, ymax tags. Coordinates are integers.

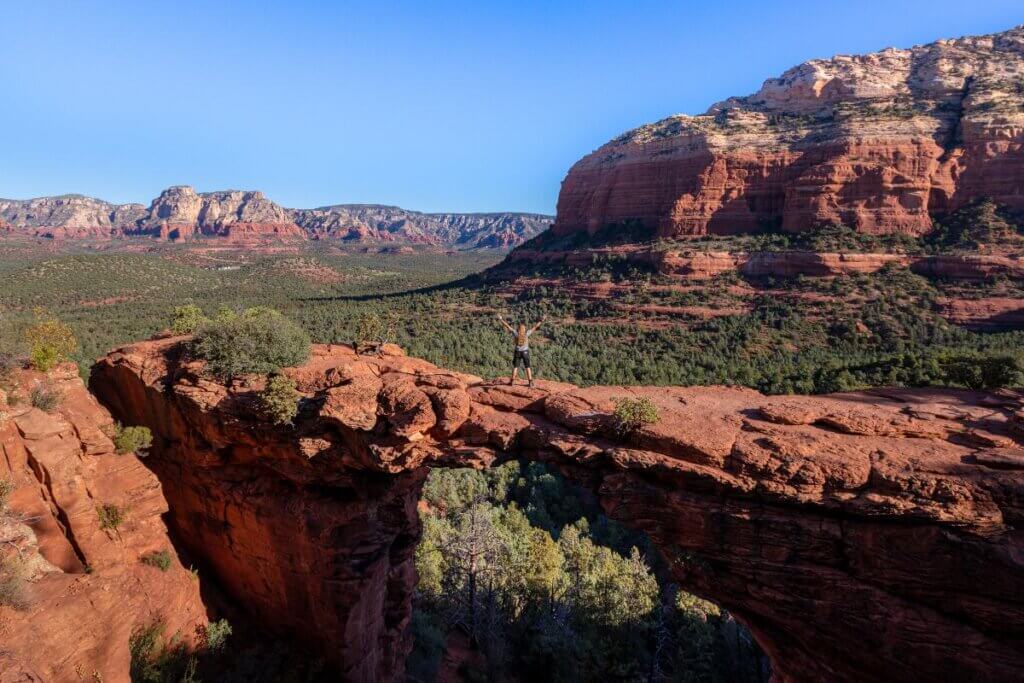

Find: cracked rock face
<box><xmin>0</xmin><ymin>364</ymin><xmax>206</xmax><ymax>683</ymax></box>
<box><xmin>89</xmin><ymin>338</ymin><xmax>1024</xmax><ymax>682</ymax></box>
<box><xmin>553</xmin><ymin>25</ymin><xmax>1024</xmax><ymax>238</ymax></box>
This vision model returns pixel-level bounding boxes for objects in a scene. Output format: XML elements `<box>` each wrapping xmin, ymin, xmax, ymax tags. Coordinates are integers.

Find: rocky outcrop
<box><xmin>0</xmin><ymin>195</ymin><xmax>147</xmax><ymax>240</ymax></box>
<box><xmin>553</xmin><ymin>26</ymin><xmax>1024</xmax><ymax>238</ymax></box>
<box><xmin>935</xmin><ymin>296</ymin><xmax>1024</xmax><ymax>330</ymax></box>
<box><xmin>507</xmin><ymin>244</ymin><xmax>1024</xmax><ymax>281</ymax></box>
<box><xmin>0</xmin><ymin>188</ymin><xmax>551</xmax><ymax>248</ymax></box>
<box><xmin>0</xmin><ymin>363</ymin><xmax>206</xmax><ymax>682</ymax></box>
<box><xmin>90</xmin><ymin>338</ymin><xmax>1024</xmax><ymax>682</ymax></box>
<box><xmin>291</xmin><ymin>204</ymin><xmax>551</xmax><ymax>249</ymax></box>
<box><xmin>137</xmin><ymin>186</ymin><xmax>306</xmax><ymax>242</ymax></box>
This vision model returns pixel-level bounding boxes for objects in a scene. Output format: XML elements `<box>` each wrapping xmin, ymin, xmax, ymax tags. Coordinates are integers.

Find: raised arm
<box><xmin>528</xmin><ymin>314</ymin><xmax>547</xmax><ymax>334</ymax></box>
<box><xmin>497</xmin><ymin>314</ymin><xmax>515</xmax><ymax>333</ymax></box>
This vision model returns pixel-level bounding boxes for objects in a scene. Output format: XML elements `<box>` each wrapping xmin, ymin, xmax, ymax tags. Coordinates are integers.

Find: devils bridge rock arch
<box><xmin>89</xmin><ymin>338</ymin><xmax>1024</xmax><ymax>682</ymax></box>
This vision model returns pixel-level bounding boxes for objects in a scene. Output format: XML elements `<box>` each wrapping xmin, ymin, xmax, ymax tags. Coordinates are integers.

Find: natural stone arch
<box><xmin>90</xmin><ymin>339</ymin><xmax>1024</xmax><ymax>682</ymax></box>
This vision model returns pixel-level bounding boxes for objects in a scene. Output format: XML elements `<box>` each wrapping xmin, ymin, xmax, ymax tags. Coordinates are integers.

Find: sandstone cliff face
<box><xmin>0</xmin><ymin>188</ymin><xmax>551</xmax><ymax>248</ymax></box>
<box><xmin>507</xmin><ymin>243</ymin><xmax>1024</xmax><ymax>280</ymax></box>
<box><xmin>138</xmin><ymin>186</ymin><xmax>305</xmax><ymax>241</ymax></box>
<box><xmin>554</xmin><ymin>26</ymin><xmax>1024</xmax><ymax>238</ymax></box>
<box><xmin>0</xmin><ymin>195</ymin><xmax>147</xmax><ymax>240</ymax></box>
<box><xmin>0</xmin><ymin>364</ymin><xmax>206</xmax><ymax>683</ymax></box>
<box><xmin>90</xmin><ymin>339</ymin><xmax>1024</xmax><ymax>683</ymax></box>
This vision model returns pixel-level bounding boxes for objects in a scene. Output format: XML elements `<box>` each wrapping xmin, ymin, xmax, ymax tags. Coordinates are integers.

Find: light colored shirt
<box><xmin>514</xmin><ymin>329</ymin><xmax>533</xmax><ymax>352</ymax></box>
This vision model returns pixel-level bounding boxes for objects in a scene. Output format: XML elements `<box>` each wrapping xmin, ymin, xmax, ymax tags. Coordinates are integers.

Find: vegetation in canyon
<box><xmin>409</xmin><ymin>461</ymin><xmax>764</xmax><ymax>682</ymax></box>
<box><xmin>113</xmin><ymin>423</ymin><xmax>154</xmax><ymax>455</ymax></box>
<box><xmin>128</xmin><ymin>618</ymin><xmax>235</xmax><ymax>683</ymax></box>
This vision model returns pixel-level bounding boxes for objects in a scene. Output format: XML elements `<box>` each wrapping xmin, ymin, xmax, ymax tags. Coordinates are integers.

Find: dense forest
<box><xmin>409</xmin><ymin>462</ymin><xmax>766</xmax><ymax>682</ymax></box>
<box><xmin>1</xmin><ymin>235</ymin><xmax>1022</xmax><ymax>395</ymax></box>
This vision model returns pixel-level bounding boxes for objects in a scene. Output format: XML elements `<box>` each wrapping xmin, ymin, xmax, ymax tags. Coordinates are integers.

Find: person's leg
<box><xmin>524</xmin><ymin>351</ymin><xmax>533</xmax><ymax>386</ymax></box>
<box><xmin>511</xmin><ymin>350</ymin><xmax>520</xmax><ymax>384</ymax></box>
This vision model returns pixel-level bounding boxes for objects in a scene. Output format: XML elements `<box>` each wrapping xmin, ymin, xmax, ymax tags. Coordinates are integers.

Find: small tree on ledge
<box><xmin>612</xmin><ymin>396</ymin><xmax>660</xmax><ymax>437</ymax></box>
<box><xmin>354</xmin><ymin>311</ymin><xmax>399</xmax><ymax>355</ymax></box>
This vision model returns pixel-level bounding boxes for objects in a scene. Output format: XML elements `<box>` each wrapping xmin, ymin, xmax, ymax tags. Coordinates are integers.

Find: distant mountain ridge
<box><xmin>0</xmin><ymin>185</ymin><xmax>552</xmax><ymax>249</ymax></box>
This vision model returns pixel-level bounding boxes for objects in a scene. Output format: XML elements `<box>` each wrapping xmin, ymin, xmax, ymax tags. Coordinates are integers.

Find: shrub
<box><xmin>171</xmin><ymin>304</ymin><xmax>209</xmax><ymax>335</ymax></box>
<box><xmin>0</xmin><ymin>352</ymin><xmax>18</xmax><ymax>386</ymax></box>
<box><xmin>942</xmin><ymin>354</ymin><xmax>1022</xmax><ymax>390</ymax></box>
<box><xmin>258</xmin><ymin>374</ymin><xmax>300</xmax><ymax>425</ymax></box>
<box><xmin>0</xmin><ymin>556</ymin><xmax>30</xmax><ymax>610</ymax></box>
<box><xmin>0</xmin><ymin>477</ymin><xmax>14</xmax><ymax>512</ymax></box>
<box><xmin>355</xmin><ymin>311</ymin><xmax>398</xmax><ymax>352</ymax></box>
<box><xmin>214</xmin><ymin>305</ymin><xmax>238</xmax><ymax>322</ymax></box>
<box><xmin>113</xmin><ymin>423</ymin><xmax>154</xmax><ymax>455</ymax></box>
<box><xmin>191</xmin><ymin>307</ymin><xmax>310</xmax><ymax>379</ymax></box>
<box><xmin>201</xmin><ymin>618</ymin><xmax>232</xmax><ymax>653</ymax></box>
<box><xmin>141</xmin><ymin>549</ymin><xmax>173</xmax><ymax>572</ymax></box>
<box><xmin>928</xmin><ymin>199</ymin><xmax>1023</xmax><ymax>249</ymax></box>
<box><xmin>129</xmin><ymin>621</ymin><xmax>196</xmax><ymax>683</ymax></box>
<box><xmin>612</xmin><ymin>396</ymin><xmax>660</xmax><ymax>434</ymax></box>
<box><xmin>30</xmin><ymin>382</ymin><xmax>61</xmax><ymax>412</ymax></box>
<box><xmin>25</xmin><ymin>313</ymin><xmax>78</xmax><ymax>372</ymax></box>
<box><xmin>97</xmin><ymin>503</ymin><xmax>127</xmax><ymax>531</ymax></box>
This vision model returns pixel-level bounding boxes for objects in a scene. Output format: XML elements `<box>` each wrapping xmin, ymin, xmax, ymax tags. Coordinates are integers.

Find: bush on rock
<box><xmin>191</xmin><ymin>307</ymin><xmax>310</xmax><ymax>380</ymax></box>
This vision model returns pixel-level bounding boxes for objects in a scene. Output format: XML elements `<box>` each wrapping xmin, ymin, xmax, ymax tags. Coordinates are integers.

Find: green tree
<box><xmin>25</xmin><ymin>312</ymin><xmax>77</xmax><ymax>372</ymax></box>
<box><xmin>257</xmin><ymin>373</ymin><xmax>300</xmax><ymax>425</ymax></box>
<box><xmin>191</xmin><ymin>307</ymin><xmax>310</xmax><ymax>379</ymax></box>
<box><xmin>171</xmin><ymin>304</ymin><xmax>209</xmax><ymax>334</ymax></box>
<box><xmin>942</xmin><ymin>353</ymin><xmax>1022</xmax><ymax>390</ymax></box>
<box><xmin>113</xmin><ymin>424</ymin><xmax>153</xmax><ymax>455</ymax></box>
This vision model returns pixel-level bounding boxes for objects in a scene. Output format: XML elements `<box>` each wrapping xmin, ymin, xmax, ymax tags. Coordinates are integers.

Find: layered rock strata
<box><xmin>507</xmin><ymin>244</ymin><xmax>1024</xmax><ymax>279</ymax></box>
<box><xmin>0</xmin><ymin>364</ymin><xmax>206</xmax><ymax>683</ymax></box>
<box><xmin>90</xmin><ymin>338</ymin><xmax>1024</xmax><ymax>682</ymax></box>
<box><xmin>554</xmin><ymin>26</ymin><xmax>1024</xmax><ymax>238</ymax></box>
<box><xmin>0</xmin><ymin>187</ymin><xmax>551</xmax><ymax>248</ymax></box>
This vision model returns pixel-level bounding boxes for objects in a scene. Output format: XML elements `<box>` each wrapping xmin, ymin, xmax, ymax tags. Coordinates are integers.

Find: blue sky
<box><xmin>1</xmin><ymin>1</ymin><xmax>1020</xmax><ymax>214</ymax></box>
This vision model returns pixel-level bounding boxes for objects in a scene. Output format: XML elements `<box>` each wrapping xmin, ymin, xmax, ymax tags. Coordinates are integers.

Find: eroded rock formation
<box><xmin>291</xmin><ymin>204</ymin><xmax>552</xmax><ymax>248</ymax></box>
<box><xmin>89</xmin><ymin>338</ymin><xmax>1024</xmax><ymax>682</ymax></box>
<box><xmin>554</xmin><ymin>26</ymin><xmax>1024</xmax><ymax>238</ymax></box>
<box><xmin>0</xmin><ymin>187</ymin><xmax>551</xmax><ymax>248</ymax></box>
<box><xmin>508</xmin><ymin>244</ymin><xmax>1024</xmax><ymax>280</ymax></box>
<box><xmin>0</xmin><ymin>364</ymin><xmax>206</xmax><ymax>682</ymax></box>
<box><xmin>0</xmin><ymin>195</ymin><xmax>147</xmax><ymax>240</ymax></box>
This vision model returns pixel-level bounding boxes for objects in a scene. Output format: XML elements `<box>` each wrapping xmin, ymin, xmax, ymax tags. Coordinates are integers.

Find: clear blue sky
<box><xmin>1</xmin><ymin>1</ymin><xmax>1020</xmax><ymax>214</ymax></box>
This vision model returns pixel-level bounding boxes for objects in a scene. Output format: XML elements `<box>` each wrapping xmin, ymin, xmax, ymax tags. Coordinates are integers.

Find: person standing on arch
<box><xmin>497</xmin><ymin>313</ymin><xmax>547</xmax><ymax>387</ymax></box>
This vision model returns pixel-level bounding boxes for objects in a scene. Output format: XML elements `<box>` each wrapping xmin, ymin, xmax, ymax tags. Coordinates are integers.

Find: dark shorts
<box><xmin>512</xmin><ymin>348</ymin><xmax>531</xmax><ymax>369</ymax></box>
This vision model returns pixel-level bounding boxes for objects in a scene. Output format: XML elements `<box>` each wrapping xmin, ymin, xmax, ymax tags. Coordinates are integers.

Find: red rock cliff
<box><xmin>87</xmin><ymin>338</ymin><xmax>1024</xmax><ymax>682</ymax></box>
<box><xmin>0</xmin><ymin>364</ymin><xmax>206</xmax><ymax>683</ymax></box>
<box><xmin>554</xmin><ymin>26</ymin><xmax>1024</xmax><ymax>238</ymax></box>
